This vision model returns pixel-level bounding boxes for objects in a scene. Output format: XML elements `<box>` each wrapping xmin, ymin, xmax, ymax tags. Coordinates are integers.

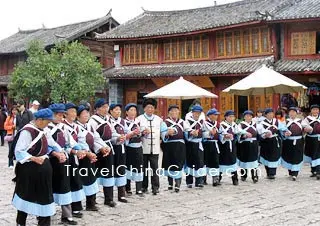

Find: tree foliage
<box><xmin>9</xmin><ymin>40</ymin><xmax>105</xmax><ymax>104</ymax></box>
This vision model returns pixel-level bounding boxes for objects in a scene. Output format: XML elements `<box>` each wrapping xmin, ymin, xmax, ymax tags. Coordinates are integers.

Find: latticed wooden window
<box><xmin>141</xmin><ymin>44</ymin><xmax>146</xmax><ymax>62</ymax></box>
<box><xmin>152</xmin><ymin>44</ymin><xmax>158</xmax><ymax>61</ymax></box>
<box><xmin>164</xmin><ymin>41</ymin><xmax>171</xmax><ymax>61</ymax></box>
<box><xmin>217</xmin><ymin>32</ymin><xmax>225</xmax><ymax>57</ymax></box>
<box><xmin>135</xmin><ymin>44</ymin><xmax>141</xmax><ymax>63</ymax></box>
<box><xmin>129</xmin><ymin>45</ymin><xmax>135</xmax><ymax>63</ymax></box>
<box><xmin>179</xmin><ymin>38</ymin><xmax>186</xmax><ymax>60</ymax></box>
<box><xmin>147</xmin><ymin>44</ymin><xmax>152</xmax><ymax>61</ymax></box>
<box><xmin>201</xmin><ymin>35</ymin><xmax>209</xmax><ymax>58</ymax></box>
<box><xmin>261</xmin><ymin>28</ymin><xmax>270</xmax><ymax>53</ymax></box>
<box><xmin>290</xmin><ymin>31</ymin><xmax>316</xmax><ymax>55</ymax></box>
<box><xmin>194</xmin><ymin>36</ymin><xmax>201</xmax><ymax>58</ymax></box>
<box><xmin>251</xmin><ymin>28</ymin><xmax>260</xmax><ymax>54</ymax></box>
<box><xmin>226</xmin><ymin>32</ymin><xmax>233</xmax><ymax>56</ymax></box>
<box><xmin>171</xmin><ymin>39</ymin><xmax>178</xmax><ymax>60</ymax></box>
<box><xmin>124</xmin><ymin>44</ymin><xmax>130</xmax><ymax>63</ymax></box>
<box><xmin>234</xmin><ymin>31</ymin><xmax>241</xmax><ymax>55</ymax></box>
<box><xmin>186</xmin><ymin>38</ymin><xmax>193</xmax><ymax>59</ymax></box>
<box><xmin>243</xmin><ymin>30</ymin><xmax>251</xmax><ymax>55</ymax></box>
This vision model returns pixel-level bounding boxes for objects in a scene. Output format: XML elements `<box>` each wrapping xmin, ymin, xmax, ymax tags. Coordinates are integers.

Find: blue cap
<box><xmin>49</xmin><ymin>103</ymin><xmax>66</xmax><ymax>113</ymax></box>
<box><xmin>125</xmin><ymin>103</ymin><xmax>137</xmax><ymax>111</ymax></box>
<box><xmin>168</xmin><ymin>104</ymin><xmax>179</xmax><ymax>112</ymax></box>
<box><xmin>192</xmin><ymin>105</ymin><xmax>203</xmax><ymax>112</ymax></box>
<box><xmin>109</xmin><ymin>103</ymin><xmax>122</xmax><ymax>112</ymax></box>
<box><xmin>34</xmin><ymin>108</ymin><xmax>54</xmax><ymax>120</ymax></box>
<box><xmin>243</xmin><ymin>110</ymin><xmax>254</xmax><ymax>116</ymax></box>
<box><xmin>143</xmin><ymin>98</ymin><xmax>157</xmax><ymax>108</ymax></box>
<box><xmin>288</xmin><ymin>106</ymin><xmax>298</xmax><ymax>112</ymax></box>
<box><xmin>65</xmin><ymin>102</ymin><xmax>77</xmax><ymax>111</ymax></box>
<box><xmin>207</xmin><ymin>108</ymin><xmax>220</xmax><ymax>116</ymax></box>
<box><xmin>77</xmin><ymin>105</ymin><xmax>90</xmax><ymax>116</ymax></box>
<box><xmin>224</xmin><ymin>110</ymin><xmax>235</xmax><ymax>117</ymax></box>
<box><xmin>94</xmin><ymin>98</ymin><xmax>108</xmax><ymax>109</ymax></box>
<box><xmin>264</xmin><ymin>108</ymin><xmax>274</xmax><ymax>114</ymax></box>
<box><xmin>310</xmin><ymin>104</ymin><xmax>319</xmax><ymax>110</ymax></box>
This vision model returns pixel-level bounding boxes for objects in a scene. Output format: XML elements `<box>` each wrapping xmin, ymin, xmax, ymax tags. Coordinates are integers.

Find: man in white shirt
<box><xmin>29</xmin><ymin>100</ymin><xmax>40</xmax><ymax>113</ymax></box>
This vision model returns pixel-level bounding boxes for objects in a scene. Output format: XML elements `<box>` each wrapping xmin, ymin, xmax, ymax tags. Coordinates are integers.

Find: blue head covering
<box><xmin>109</xmin><ymin>104</ymin><xmax>122</xmax><ymax>112</ymax></box>
<box><xmin>288</xmin><ymin>106</ymin><xmax>298</xmax><ymax>112</ymax></box>
<box><xmin>168</xmin><ymin>104</ymin><xmax>179</xmax><ymax>112</ymax></box>
<box><xmin>207</xmin><ymin>108</ymin><xmax>220</xmax><ymax>116</ymax></box>
<box><xmin>224</xmin><ymin>110</ymin><xmax>235</xmax><ymax>117</ymax></box>
<box><xmin>65</xmin><ymin>102</ymin><xmax>77</xmax><ymax>111</ymax></box>
<box><xmin>243</xmin><ymin>110</ymin><xmax>254</xmax><ymax>116</ymax></box>
<box><xmin>77</xmin><ymin>105</ymin><xmax>90</xmax><ymax>116</ymax></box>
<box><xmin>34</xmin><ymin>108</ymin><xmax>54</xmax><ymax>120</ymax></box>
<box><xmin>49</xmin><ymin>103</ymin><xmax>66</xmax><ymax>113</ymax></box>
<box><xmin>125</xmin><ymin>103</ymin><xmax>137</xmax><ymax>111</ymax></box>
<box><xmin>191</xmin><ymin>105</ymin><xmax>203</xmax><ymax>112</ymax></box>
<box><xmin>264</xmin><ymin>108</ymin><xmax>274</xmax><ymax>115</ymax></box>
<box><xmin>94</xmin><ymin>98</ymin><xmax>108</xmax><ymax>109</ymax></box>
<box><xmin>310</xmin><ymin>104</ymin><xmax>319</xmax><ymax>110</ymax></box>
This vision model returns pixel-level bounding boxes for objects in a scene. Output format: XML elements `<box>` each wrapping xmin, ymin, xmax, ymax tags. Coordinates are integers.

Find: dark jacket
<box><xmin>0</xmin><ymin>111</ymin><xmax>7</xmax><ymax>130</ymax></box>
<box><xmin>16</xmin><ymin>110</ymin><xmax>33</xmax><ymax>131</ymax></box>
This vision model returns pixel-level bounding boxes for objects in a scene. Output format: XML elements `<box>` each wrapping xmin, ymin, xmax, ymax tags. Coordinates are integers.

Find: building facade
<box><xmin>0</xmin><ymin>12</ymin><xmax>119</xmax><ymax>108</ymax></box>
<box><xmin>99</xmin><ymin>0</ymin><xmax>320</xmax><ymax>118</ymax></box>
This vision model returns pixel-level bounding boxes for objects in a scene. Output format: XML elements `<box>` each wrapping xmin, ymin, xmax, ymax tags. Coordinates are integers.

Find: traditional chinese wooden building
<box><xmin>99</xmin><ymin>0</ymin><xmax>320</xmax><ymax>118</ymax></box>
<box><xmin>0</xmin><ymin>11</ymin><xmax>119</xmax><ymax>108</ymax></box>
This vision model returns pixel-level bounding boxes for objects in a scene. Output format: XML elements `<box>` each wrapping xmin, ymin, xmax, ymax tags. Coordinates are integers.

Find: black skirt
<box><xmin>68</xmin><ymin>155</ymin><xmax>83</xmax><ymax>192</ymax></box>
<box><xmin>237</xmin><ymin>140</ymin><xmax>259</xmax><ymax>168</ymax></box>
<box><xmin>126</xmin><ymin>146</ymin><xmax>143</xmax><ymax>172</ymax></box>
<box><xmin>51</xmin><ymin>157</ymin><xmax>71</xmax><ymax>195</ymax></box>
<box><xmin>282</xmin><ymin>138</ymin><xmax>304</xmax><ymax>171</ymax></box>
<box><xmin>219</xmin><ymin>140</ymin><xmax>237</xmax><ymax>172</ymax></box>
<box><xmin>78</xmin><ymin>157</ymin><xmax>97</xmax><ymax>187</ymax></box>
<box><xmin>113</xmin><ymin>145</ymin><xmax>126</xmax><ymax>178</ymax></box>
<box><xmin>259</xmin><ymin>136</ymin><xmax>281</xmax><ymax>167</ymax></box>
<box><xmin>203</xmin><ymin>141</ymin><xmax>219</xmax><ymax>169</ymax></box>
<box><xmin>162</xmin><ymin>142</ymin><xmax>186</xmax><ymax>171</ymax></box>
<box><xmin>186</xmin><ymin>142</ymin><xmax>204</xmax><ymax>170</ymax></box>
<box><xmin>15</xmin><ymin>159</ymin><xmax>53</xmax><ymax>205</ymax></box>
<box><xmin>304</xmin><ymin>136</ymin><xmax>320</xmax><ymax>162</ymax></box>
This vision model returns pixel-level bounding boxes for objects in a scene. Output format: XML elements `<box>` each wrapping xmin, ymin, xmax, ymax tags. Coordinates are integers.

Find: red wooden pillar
<box><xmin>273</xmin><ymin>94</ymin><xmax>280</xmax><ymax>110</ymax></box>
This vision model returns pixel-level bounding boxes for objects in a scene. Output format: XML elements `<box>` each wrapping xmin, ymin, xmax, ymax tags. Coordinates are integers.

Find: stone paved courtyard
<box><xmin>1</xmin><ymin>144</ymin><xmax>320</xmax><ymax>226</ymax></box>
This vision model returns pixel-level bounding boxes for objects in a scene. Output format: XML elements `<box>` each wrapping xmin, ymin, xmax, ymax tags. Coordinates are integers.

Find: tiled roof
<box><xmin>272</xmin><ymin>0</ymin><xmax>320</xmax><ymax>20</ymax></box>
<box><xmin>96</xmin><ymin>0</ymin><xmax>292</xmax><ymax>39</ymax></box>
<box><xmin>0</xmin><ymin>13</ymin><xmax>119</xmax><ymax>54</ymax></box>
<box><xmin>104</xmin><ymin>56</ymin><xmax>275</xmax><ymax>78</ymax></box>
<box><xmin>0</xmin><ymin>75</ymin><xmax>10</xmax><ymax>86</ymax></box>
<box><xmin>275</xmin><ymin>59</ymin><xmax>320</xmax><ymax>72</ymax></box>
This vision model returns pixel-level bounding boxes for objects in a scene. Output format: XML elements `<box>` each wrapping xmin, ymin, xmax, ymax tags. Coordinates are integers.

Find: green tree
<box><xmin>9</xmin><ymin>40</ymin><xmax>105</xmax><ymax>105</ymax></box>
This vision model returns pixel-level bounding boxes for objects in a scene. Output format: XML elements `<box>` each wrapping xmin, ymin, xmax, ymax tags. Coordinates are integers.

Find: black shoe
<box><xmin>168</xmin><ymin>185</ymin><xmax>173</xmax><ymax>190</ymax></box>
<box><xmin>136</xmin><ymin>191</ymin><xmax>145</xmax><ymax>197</ymax></box>
<box><xmin>241</xmin><ymin>177</ymin><xmax>246</xmax><ymax>182</ymax></box>
<box><xmin>118</xmin><ymin>197</ymin><xmax>128</xmax><ymax>203</ymax></box>
<box><xmin>187</xmin><ymin>184</ymin><xmax>192</xmax><ymax>188</ymax></box>
<box><xmin>104</xmin><ymin>201</ymin><xmax>116</xmax><ymax>207</ymax></box>
<box><xmin>310</xmin><ymin>173</ymin><xmax>317</xmax><ymax>177</ymax></box>
<box><xmin>253</xmin><ymin>177</ymin><xmax>258</xmax><ymax>183</ymax></box>
<box><xmin>152</xmin><ymin>188</ymin><xmax>159</xmax><ymax>195</ymax></box>
<box><xmin>61</xmin><ymin>218</ymin><xmax>78</xmax><ymax>225</ymax></box>
<box><xmin>86</xmin><ymin>205</ymin><xmax>99</xmax><ymax>211</ymax></box>
<box><xmin>126</xmin><ymin>190</ymin><xmax>133</xmax><ymax>196</ymax></box>
<box><xmin>141</xmin><ymin>188</ymin><xmax>148</xmax><ymax>193</ymax></box>
<box><xmin>267</xmin><ymin>175</ymin><xmax>275</xmax><ymax>180</ymax></box>
<box><xmin>232</xmin><ymin>179</ymin><xmax>239</xmax><ymax>186</ymax></box>
<box><xmin>174</xmin><ymin>187</ymin><xmax>180</xmax><ymax>193</ymax></box>
<box><xmin>195</xmin><ymin>184</ymin><xmax>204</xmax><ymax>188</ymax></box>
<box><xmin>317</xmin><ymin>174</ymin><xmax>320</xmax><ymax>180</ymax></box>
<box><xmin>72</xmin><ymin>212</ymin><xmax>83</xmax><ymax>218</ymax></box>
<box><xmin>203</xmin><ymin>181</ymin><xmax>208</xmax><ymax>185</ymax></box>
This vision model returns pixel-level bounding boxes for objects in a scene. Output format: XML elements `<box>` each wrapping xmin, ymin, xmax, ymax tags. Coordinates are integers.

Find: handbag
<box><xmin>4</xmin><ymin>135</ymin><xmax>14</xmax><ymax>142</ymax></box>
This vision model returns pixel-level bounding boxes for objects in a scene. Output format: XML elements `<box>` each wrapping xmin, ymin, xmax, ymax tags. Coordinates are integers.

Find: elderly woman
<box><xmin>12</xmin><ymin>108</ymin><xmax>55</xmax><ymax>226</ymax></box>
